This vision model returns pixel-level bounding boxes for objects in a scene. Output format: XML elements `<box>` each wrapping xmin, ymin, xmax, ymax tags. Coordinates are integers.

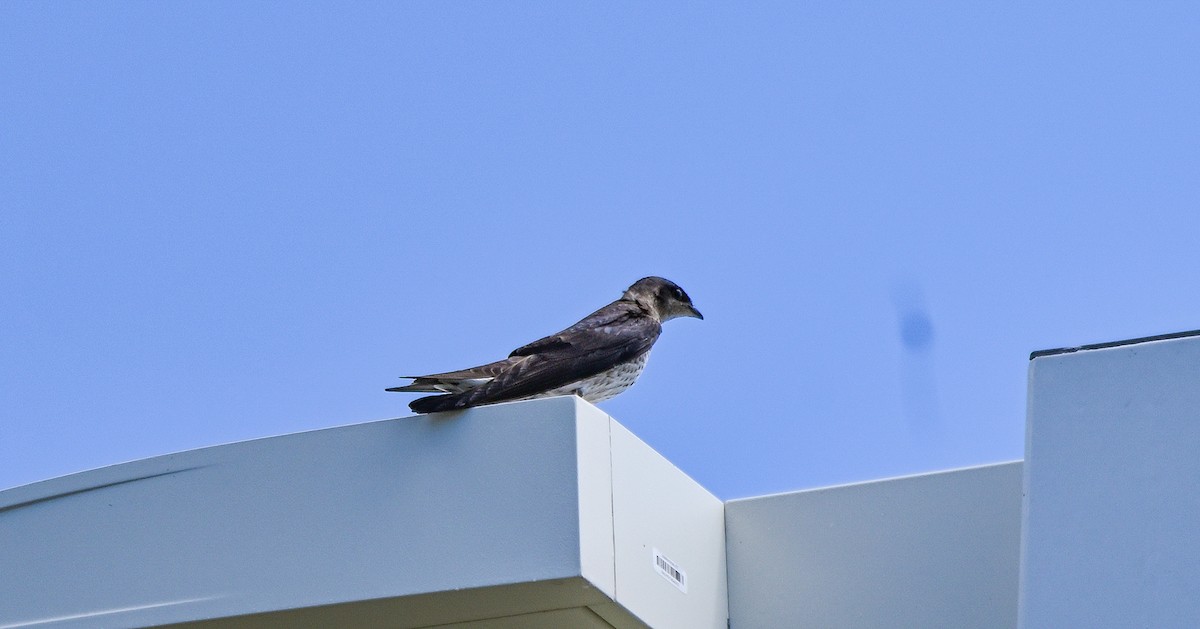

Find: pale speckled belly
<box><xmin>527</xmin><ymin>351</ymin><xmax>651</xmax><ymax>404</ymax></box>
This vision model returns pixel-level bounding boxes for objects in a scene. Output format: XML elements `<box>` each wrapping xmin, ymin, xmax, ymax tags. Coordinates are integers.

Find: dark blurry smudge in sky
<box><xmin>900</xmin><ymin>310</ymin><xmax>934</xmax><ymax>351</ymax></box>
<box><xmin>893</xmin><ymin>282</ymin><xmax>941</xmax><ymax>439</ymax></box>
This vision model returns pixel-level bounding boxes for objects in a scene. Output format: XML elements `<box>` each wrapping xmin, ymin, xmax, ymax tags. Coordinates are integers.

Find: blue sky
<box><xmin>2</xmin><ymin>3</ymin><xmax>1198</xmax><ymax>499</ymax></box>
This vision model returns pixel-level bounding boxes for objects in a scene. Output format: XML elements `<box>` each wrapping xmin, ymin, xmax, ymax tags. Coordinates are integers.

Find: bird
<box><xmin>388</xmin><ymin>276</ymin><xmax>703</xmax><ymax>414</ymax></box>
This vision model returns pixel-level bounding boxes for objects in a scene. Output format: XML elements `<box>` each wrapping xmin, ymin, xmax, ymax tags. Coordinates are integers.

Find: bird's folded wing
<box><xmin>386</xmin><ymin>358</ymin><xmax>520</xmax><ymax>393</ymax></box>
<box><xmin>508</xmin><ymin>301</ymin><xmax>641</xmax><ymax>357</ymax></box>
<box><xmin>446</xmin><ymin>313</ymin><xmax>661</xmax><ymax>408</ymax></box>
<box><xmin>405</xmin><ymin>358</ymin><xmax>520</xmax><ymax>382</ymax></box>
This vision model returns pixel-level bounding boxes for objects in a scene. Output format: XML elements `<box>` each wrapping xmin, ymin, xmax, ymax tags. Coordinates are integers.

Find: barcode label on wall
<box><xmin>652</xmin><ymin>548</ymin><xmax>688</xmax><ymax>593</ymax></box>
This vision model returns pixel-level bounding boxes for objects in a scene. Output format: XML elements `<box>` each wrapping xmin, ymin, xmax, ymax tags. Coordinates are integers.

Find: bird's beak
<box><xmin>688</xmin><ymin>305</ymin><xmax>704</xmax><ymax>320</ymax></box>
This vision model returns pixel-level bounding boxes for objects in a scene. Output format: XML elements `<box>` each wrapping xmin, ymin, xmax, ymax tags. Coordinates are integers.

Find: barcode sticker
<box><xmin>652</xmin><ymin>548</ymin><xmax>687</xmax><ymax>593</ymax></box>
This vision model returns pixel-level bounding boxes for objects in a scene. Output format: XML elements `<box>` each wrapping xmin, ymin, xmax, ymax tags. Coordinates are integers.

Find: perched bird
<box><xmin>389</xmin><ymin>276</ymin><xmax>702</xmax><ymax>414</ymax></box>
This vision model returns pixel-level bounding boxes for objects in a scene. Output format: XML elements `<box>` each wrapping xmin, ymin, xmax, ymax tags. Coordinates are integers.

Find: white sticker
<box><xmin>653</xmin><ymin>548</ymin><xmax>688</xmax><ymax>593</ymax></box>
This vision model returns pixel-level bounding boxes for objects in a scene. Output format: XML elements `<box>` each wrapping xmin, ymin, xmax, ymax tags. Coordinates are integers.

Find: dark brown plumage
<box><xmin>388</xmin><ymin>277</ymin><xmax>702</xmax><ymax>414</ymax></box>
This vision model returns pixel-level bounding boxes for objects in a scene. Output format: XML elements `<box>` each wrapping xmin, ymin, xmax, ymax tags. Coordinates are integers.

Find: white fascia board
<box><xmin>0</xmin><ymin>396</ymin><xmax>725</xmax><ymax>629</ymax></box>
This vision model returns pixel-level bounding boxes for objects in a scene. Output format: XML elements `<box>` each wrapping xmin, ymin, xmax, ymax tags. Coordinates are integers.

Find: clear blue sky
<box><xmin>3</xmin><ymin>3</ymin><xmax>1198</xmax><ymax>499</ymax></box>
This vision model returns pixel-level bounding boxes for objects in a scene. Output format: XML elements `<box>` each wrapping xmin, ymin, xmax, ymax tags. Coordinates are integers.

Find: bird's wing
<box><xmin>411</xmin><ymin>308</ymin><xmax>661</xmax><ymax>412</ymax></box>
<box><xmin>508</xmin><ymin>301</ymin><xmax>643</xmax><ymax>356</ymax></box>
<box><xmin>386</xmin><ymin>358</ymin><xmax>521</xmax><ymax>393</ymax></box>
<box><xmin>399</xmin><ymin>302</ymin><xmax>641</xmax><ymax>386</ymax></box>
<box><xmin>406</xmin><ymin>358</ymin><xmax>520</xmax><ymax>382</ymax></box>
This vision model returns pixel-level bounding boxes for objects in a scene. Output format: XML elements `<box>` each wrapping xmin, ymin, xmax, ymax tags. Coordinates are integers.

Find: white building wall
<box><xmin>1022</xmin><ymin>333</ymin><xmax>1200</xmax><ymax>629</ymax></box>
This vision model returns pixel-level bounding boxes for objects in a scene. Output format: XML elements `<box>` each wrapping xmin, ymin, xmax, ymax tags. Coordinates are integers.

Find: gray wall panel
<box><xmin>727</xmin><ymin>462</ymin><xmax>1022</xmax><ymax>629</ymax></box>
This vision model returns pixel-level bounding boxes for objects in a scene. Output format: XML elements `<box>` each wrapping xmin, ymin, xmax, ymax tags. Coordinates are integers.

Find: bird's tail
<box><xmin>408</xmin><ymin>392</ymin><xmax>467</xmax><ymax>414</ymax></box>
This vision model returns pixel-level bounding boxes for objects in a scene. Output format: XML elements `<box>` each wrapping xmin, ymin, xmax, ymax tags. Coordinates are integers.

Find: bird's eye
<box><xmin>673</xmin><ymin>287</ymin><xmax>685</xmax><ymax>300</ymax></box>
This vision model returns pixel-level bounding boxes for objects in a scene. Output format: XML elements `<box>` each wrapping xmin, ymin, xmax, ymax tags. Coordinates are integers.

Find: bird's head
<box><xmin>623</xmin><ymin>276</ymin><xmax>704</xmax><ymax>322</ymax></box>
